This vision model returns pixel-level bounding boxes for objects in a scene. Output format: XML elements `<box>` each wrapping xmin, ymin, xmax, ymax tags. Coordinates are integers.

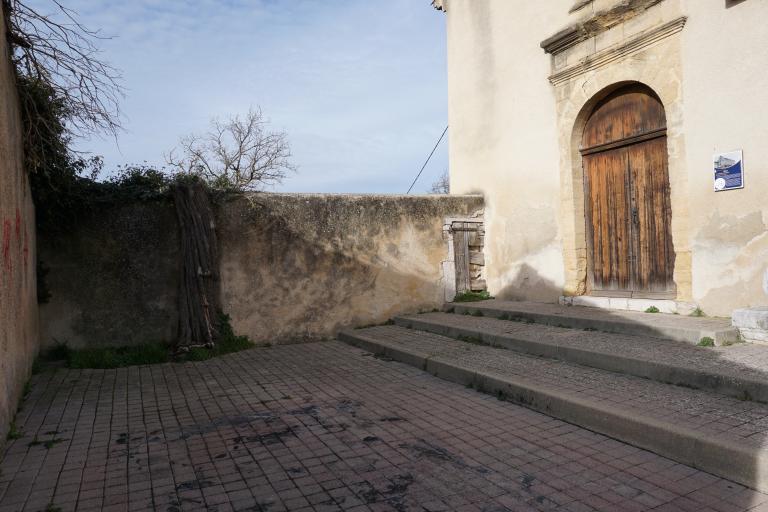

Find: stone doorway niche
<box><xmin>541</xmin><ymin>7</ymin><xmax>693</xmax><ymax>307</ymax></box>
<box><xmin>558</xmin><ymin>79</ymin><xmax>692</xmax><ymax>306</ymax></box>
<box><xmin>581</xmin><ymin>83</ymin><xmax>675</xmax><ymax>299</ymax></box>
<box><xmin>442</xmin><ymin>215</ymin><xmax>485</xmax><ymax>302</ymax></box>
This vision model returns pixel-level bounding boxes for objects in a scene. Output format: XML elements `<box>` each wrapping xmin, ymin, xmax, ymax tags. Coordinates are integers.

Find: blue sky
<box><xmin>43</xmin><ymin>0</ymin><xmax>449</xmax><ymax>193</ymax></box>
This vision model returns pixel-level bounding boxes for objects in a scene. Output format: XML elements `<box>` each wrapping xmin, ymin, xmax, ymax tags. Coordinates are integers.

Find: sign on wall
<box><xmin>713</xmin><ymin>150</ymin><xmax>744</xmax><ymax>191</ymax></box>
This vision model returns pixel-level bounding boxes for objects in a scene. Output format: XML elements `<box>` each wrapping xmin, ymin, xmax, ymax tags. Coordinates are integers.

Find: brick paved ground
<box><xmin>349</xmin><ymin>326</ymin><xmax>768</xmax><ymax>448</ymax></box>
<box><xmin>1</xmin><ymin>341</ymin><xmax>767</xmax><ymax>512</ymax></box>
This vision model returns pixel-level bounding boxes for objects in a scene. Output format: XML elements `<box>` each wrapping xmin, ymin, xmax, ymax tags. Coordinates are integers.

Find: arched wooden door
<box><xmin>581</xmin><ymin>84</ymin><xmax>675</xmax><ymax>297</ymax></box>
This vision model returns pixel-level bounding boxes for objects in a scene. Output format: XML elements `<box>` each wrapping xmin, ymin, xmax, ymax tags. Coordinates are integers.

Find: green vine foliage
<box><xmin>19</xmin><ymin>77</ymin><xmax>181</xmax><ymax>233</ymax></box>
<box><xmin>19</xmin><ymin>75</ymin><xmax>237</xmax><ymax>239</ymax></box>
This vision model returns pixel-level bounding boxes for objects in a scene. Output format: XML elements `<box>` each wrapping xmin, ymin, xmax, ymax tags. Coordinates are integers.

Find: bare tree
<box><xmin>430</xmin><ymin>170</ymin><xmax>450</xmax><ymax>194</ymax></box>
<box><xmin>167</xmin><ymin>108</ymin><xmax>295</xmax><ymax>192</ymax></box>
<box><xmin>5</xmin><ymin>0</ymin><xmax>123</xmax><ymax>138</ymax></box>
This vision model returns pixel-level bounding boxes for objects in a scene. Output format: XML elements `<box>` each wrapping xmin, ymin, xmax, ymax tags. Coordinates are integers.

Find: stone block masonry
<box><xmin>38</xmin><ymin>193</ymin><xmax>484</xmax><ymax>348</ymax></box>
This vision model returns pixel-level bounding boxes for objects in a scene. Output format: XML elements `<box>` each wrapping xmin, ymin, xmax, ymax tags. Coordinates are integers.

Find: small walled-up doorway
<box><xmin>581</xmin><ymin>84</ymin><xmax>675</xmax><ymax>298</ymax></box>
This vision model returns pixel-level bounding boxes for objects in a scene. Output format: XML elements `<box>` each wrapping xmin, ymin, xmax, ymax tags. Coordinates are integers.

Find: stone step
<box><xmin>339</xmin><ymin>325</ymin><xmax>768</xmax><ymax>492</ymax></box>
<box><xmin>393</xmin><ymin>312</ymin><xmax>768</xmax><ymax>403</ymax></box>
<box><xmin>448</xmin><ymin>300</ymin><xmax>740</xmax><ymax>346</ymax></box>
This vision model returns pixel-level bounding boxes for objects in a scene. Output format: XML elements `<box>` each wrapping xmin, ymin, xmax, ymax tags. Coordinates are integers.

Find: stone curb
<box><xmin>448</xmin><ymin>302</ymin><xmax>740</xmax><ymax>346</ymax></box>
<box><xmin>338</xmin><ymin>329</ymin><xmax>768</xmax><ymax>493</ymax></box>
<box><xmin>394</xmin><ymin>315</ymin><xmax>768</xmax><ymax>403</ymax></box>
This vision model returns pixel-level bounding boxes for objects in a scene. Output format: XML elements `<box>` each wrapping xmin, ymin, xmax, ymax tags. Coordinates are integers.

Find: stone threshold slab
<box><xmin>449</xmin><ymin>300</ymin><xmax>739</xmax><ymax>346</ymax></box>
<box><xmin>339</xmin><ymin>326</ymin><xmax>768</xmax><ymax>493</ymax></box>
<box><xmin>394</xmin><ymin>312</ymin><xmax>768</xmax><ymax>403</ymax></box>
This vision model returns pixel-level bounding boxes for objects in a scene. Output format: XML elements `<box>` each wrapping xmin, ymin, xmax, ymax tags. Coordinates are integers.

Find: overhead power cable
<box><xmin>406</xmin><ymin>125</ymin><xmax>448</xmax><ymax>194</ymax></box>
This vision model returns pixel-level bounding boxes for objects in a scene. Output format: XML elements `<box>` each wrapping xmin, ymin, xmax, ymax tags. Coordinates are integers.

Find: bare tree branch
<box><xmin>430</xmin><ymin>170</ymin><xmax>449</xmax><ymax>194</ymax></box>
<box><xmin>166</xmin><ymin>108</ymin><xmax>295</xmax><ymax>192</ymax></box>
<box><xmin>4</xmin><ymin>0</ymin><xmax>124</xmax><ymax>141</ymax></box>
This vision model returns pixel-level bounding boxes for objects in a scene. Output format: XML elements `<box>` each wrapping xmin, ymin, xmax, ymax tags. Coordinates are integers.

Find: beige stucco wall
<box><xmin>39</xmin><ymin>193</ymin><xmax>484</xmax><ymax>347</ymax></box>
<box><xmin>0</xmin><ymin>14</ymin><xmax>38</xmax><ymax>442</ymax></box>
<box><xmin>218</xmin><ymin>193</ymin><xmax>484</xmax><ymax>343</ymax></box>
<box><xmin>441</xmin><ymin>0</ymin><xmax>768</xmax><ymax>316</ymax></box>
<box><xmin>680</xmin><ymin>0</ymin><xmax>768</xmax><ymax>316</ymax></box>
<box><xmin>444</xmin><ymin>0</ymin><xmax>571</xmax><ymax>302</ymax></box>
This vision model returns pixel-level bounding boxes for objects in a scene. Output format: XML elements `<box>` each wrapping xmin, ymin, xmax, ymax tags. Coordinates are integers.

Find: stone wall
<box><xmin>38</xmin><ymin>201</ymin><xmax>180</xmax><ymax>348</ymax></box>
<box><xmin>0</xmin><ymin>17</ymin><xmax>38</xmax><ymax>441</ymax></box>
<box><xmin>39</xmin><ymin>193</ymin><xmax>484</xmax><ymax>347</ymax></box>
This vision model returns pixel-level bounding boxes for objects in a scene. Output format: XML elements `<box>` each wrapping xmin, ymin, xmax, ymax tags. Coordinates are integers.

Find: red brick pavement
<box><xmin>0</xmin><ymin>341</ymin><xmax>766</xmax><ymax>512</ymax></box>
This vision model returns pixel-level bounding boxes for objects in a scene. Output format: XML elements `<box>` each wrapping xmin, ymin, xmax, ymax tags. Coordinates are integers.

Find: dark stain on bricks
<box><xmin>379</xmin><ymin>416</ymin><xmax>406</xmax><ymax>422</ymax></box>
<box><xmin>521</xmin><ymin>474</ymin><xmax>535</xmax><ymax>491</ymax></box>
<box><xmin>286</xmin><ymin>405</ymin><xmax>319</xmax><ymax>417</ymax></box>
<box><xmin>235</xmin><ymin>427</ymin><xmax>295</xmax><ymax>445</ymax></box>
<box><xmin>363</xmin><ymin>435</ymin><xmax>379</xmax><ymax>443</ymax></box>
<box><xmin>518</xmin><ymin>474</ymin><xmax>556</xmax><ymax>508</ymax></box>
<box><xmin>352</xmin><ymin>474</ymin><xmax>415</xmax><ymax>511</ymax></box>
<box><xmin>336</xmin><ymin>399</ymin><xmax>363</xmax><ymax>416</ymax></box>
<box><xmin>381</xmin><ymin>474</ymin><xmax>415</xmax><ymax>512</ymax></box>
<box><xmin>176</xmin><ymin>480</ymin><xmax>213</xmax><ymax>491</ymax></box>
<box><xmin>400</xmin><ymin>439</ymin><xmax>491</xmax><ymax>475</ymax></box>
<box><xmin>353</xmin><ymin>480</ymin><xmax>379</xmax><ymax>504</ymax></box>
<box><xmin>401</xmin><ymin>440</ymin><xmax>456</xmax><ymax>464</ymax></box>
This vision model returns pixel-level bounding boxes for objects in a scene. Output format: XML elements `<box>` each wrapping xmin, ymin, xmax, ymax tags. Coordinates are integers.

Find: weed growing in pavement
<box><xmin>453</xmin><ymin>291</ymin><xmax>493</xmax><ymax>303</ymax></box>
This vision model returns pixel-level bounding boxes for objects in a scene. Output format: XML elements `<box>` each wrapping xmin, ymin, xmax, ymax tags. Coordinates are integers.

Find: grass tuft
<box><xmin>43</xmin><ymin>438</ymin><xmax>66</xmax><ymax>449</ymax></box>
<box><xmin>697</xmin><ymin>337</ymin><xmax>715</xmax><ymax>348</ymax></box>
<box><xmin>457</xmin><ymin>335</ymin><xmax>485</xmax><ymax>346</ymax></box>
<box><xmin>690</xmin><ymin>307</ymin><xmax>706</xmax><ymax>317</ymax></box>
<box><xmin>453</xmin><ymin>291</ymin><xmax>493</xmax><ymax>303</ymax></box>
<box><xmin>6</xmin><ymin>421</ymin><xmax>22</xmax><ymax>440</ymax></box>
<box><xmin>182</xmin><ymin>314</ymin><xmax>255</xmax><ymax>362</ymax></box>
<box><xmin>645</xmin><ymin>306</ymin><xmax>660</xmax><ymax>314</ymax></box>
<box><xmin>68</xmin><ymin>343</ymin><xmax>170</xmax><ymax>369</ymax></box>
<box><xmin>41</xmin><ymin>313</ymin><xmax>255</xmax><ymax>369</ymax></box>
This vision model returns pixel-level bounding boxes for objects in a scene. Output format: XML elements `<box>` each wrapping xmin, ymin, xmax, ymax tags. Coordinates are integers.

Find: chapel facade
<box><xmin>434</xmin><ymin>0</ymin><xmax>768</xmax><ymax>318</ymax></box>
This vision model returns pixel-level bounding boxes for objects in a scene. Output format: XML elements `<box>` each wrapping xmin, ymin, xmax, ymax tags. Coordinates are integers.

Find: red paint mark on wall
<box><xmin>23</xmin><ymin>226</ymin><xmax>29</xmax><ymax>269</ymax></box>
<box><xmin>15</xmin><ymin>208</ymin><xmax>21</xmax><ymax>241</ymax></box>
<box><xmin>2</xmin><ymin>220</ymin><xmax>11</xmax><ymax>274</ymax></box>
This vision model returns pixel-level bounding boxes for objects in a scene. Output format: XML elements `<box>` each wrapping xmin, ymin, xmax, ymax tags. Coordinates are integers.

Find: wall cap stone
<box><xmin>542</xmin><ymin>0</ymin><xmax>664</xmax><ymax>54</ymax></box>
<box><xmin>241</xmin><ymin>192</ymin><xmax>483</xmax><ymax>200</ymax></box>
<box><xmin>548</xmin><ymin>16</ymin><xmax>687</xmax><ymax>86</ymax></box>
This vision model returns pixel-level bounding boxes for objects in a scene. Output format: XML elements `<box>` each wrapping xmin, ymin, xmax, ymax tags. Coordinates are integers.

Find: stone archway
<box><xmin>557</xmin><ymin>79</ymin><xmax>692</xmax><ymax>303</ymax></box>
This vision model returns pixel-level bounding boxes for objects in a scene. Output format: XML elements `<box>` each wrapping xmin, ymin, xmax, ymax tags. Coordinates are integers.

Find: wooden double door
<box><xmin>581</xmin><ymin>85</ymin><xmax>675</xmax><ymax>297</ymax></box>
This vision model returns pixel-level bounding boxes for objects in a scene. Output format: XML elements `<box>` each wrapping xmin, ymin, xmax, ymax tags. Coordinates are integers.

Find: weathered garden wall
<box><xmin>0</xmin><ymin>20</ymin><xmax>38</xmax><ymax>441</ymax></box>
<box><xmin>38</xmin><ymin>193</ymin><xmax>483</xmax><ymax>347</ymax></box>
<box><xmin>218</xmin><ymin>194</ymin><xmax>483</xmax><ymax>343</ymax></box>
<box><xmin>38</xmin><ymin>201</ymin><xmax>180</xmax><ymax>348</ymax></box>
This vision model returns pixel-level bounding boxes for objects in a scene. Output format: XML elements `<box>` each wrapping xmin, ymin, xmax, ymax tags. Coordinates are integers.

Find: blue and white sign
<box><xmin>713</xmin><ymin>150</ymin><xmax>744</xmax><ymax>191</ymax></box>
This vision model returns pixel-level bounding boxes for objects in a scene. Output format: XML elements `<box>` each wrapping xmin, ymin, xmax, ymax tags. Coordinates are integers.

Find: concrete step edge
<box><xmin>338</xmin><ymin>328</ymin><xmax>768</xmax><ymax>493</ymax></box>
<box><xmin>393</xmin><ymin>315</ymin><xmax>768</xmax><ymax>403</ymax></box>
<box><xmin>447</xmin><ymin>302</ymin><xmax>740</xmax><ymax>346</ymax></box>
